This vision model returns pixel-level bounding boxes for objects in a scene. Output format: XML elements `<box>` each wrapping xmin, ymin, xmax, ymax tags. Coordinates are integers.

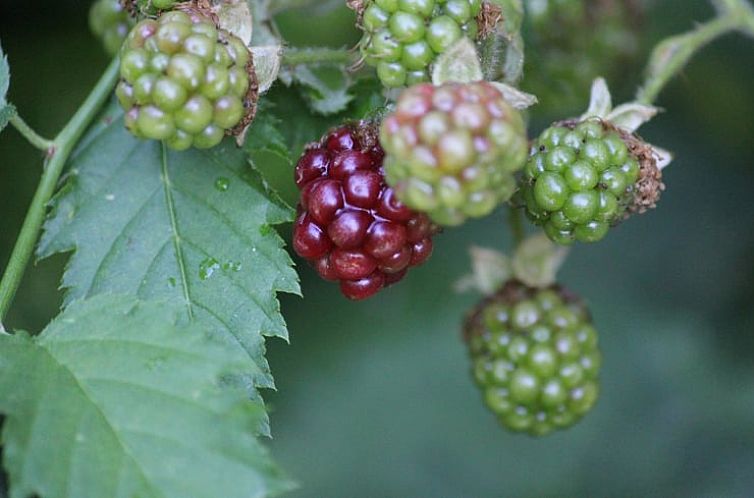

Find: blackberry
<box><xmin>522</xmin><ymin>0</ymin><xmax>643</xmax><ymax>114</ymax></box>
<box><xmin>520</xmin><ymin>119</ymin><xmax>662</xmax><ymax>245</ymax></box>
<box><xmin>352</xmin><ymin>0</ymin><xmax>491</xmax><ymax>88</ymax></box>
<box><xmin>381</xmin><ymin>82</ymin><xmax>528</xmax><ymax>226</ymax></box>
<box><xmin>464</xmin><ymin>280</ymin><xmax>601</xmax><ymax>436</ymax></box>
<box><xmin>116</xmin><ymin>8</ymin><xmax>257</xmax><ymax>150</ymax></box>
<box><xmin>293</xmin><ymin>121</ymin><xmax>437</xmax><ymax>300</ymax></box>
<box><xmin>89</xmin><ymin>0</ymin><xmax>134</xmax><ymax>56</ymax></box>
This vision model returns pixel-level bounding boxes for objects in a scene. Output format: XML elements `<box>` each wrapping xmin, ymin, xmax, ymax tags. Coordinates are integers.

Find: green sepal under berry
<box><xmin>381</xmin><ymin>81</ymin><xmax>528</xmax><ymax>226</ymax></box>
<box><xmin>520</xmin><ymin>118</ymin><xmax>663</xmax><ymax>245</ymax></box>
<box><xmin>89</xmin><ymin>0</ymin><xmax>135</xmax><ymax>56</ymax></box>
<box><xmin>117</xmin><ymin>6</ymin><xmax>258</xmax><ymax>150</ymax></box>
<box><xmin>464</xmin><ymin>280</ymin><xmax>601</xmax><ymax>436</ymax></box>
<box><xmin>350</xmin><ymin>0</ymin><xmax>500</xmax><ymax>88</ymax></box>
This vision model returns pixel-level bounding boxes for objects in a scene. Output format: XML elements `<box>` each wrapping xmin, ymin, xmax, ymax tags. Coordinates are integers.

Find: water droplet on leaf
<box><xmin>199</xmin><ymin>257</ymin><xmax>221</xmax><ymax>280</ymax></box>
<box><xmin>215</xmin><ymin>177</ymin><xmax>230</xmax><ymax>192</ymax></box>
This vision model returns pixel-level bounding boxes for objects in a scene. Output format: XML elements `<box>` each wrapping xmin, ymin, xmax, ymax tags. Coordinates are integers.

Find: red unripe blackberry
<box><xmin>293</xmin><ymin>121</ymin><xmax>438</xmax><ymax>300</ymax></box>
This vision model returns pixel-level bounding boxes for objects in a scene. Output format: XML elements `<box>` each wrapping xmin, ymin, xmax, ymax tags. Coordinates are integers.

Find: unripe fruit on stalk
<box><xmin>351</xmin><ymin>0</ymin><xmax>498</xmax><ymax>88</ymax></box>
<box><xmin>293</xmin><ymin>121</ymin><xmax>438</xmax><ymax>300</ymax></box>
<box><xmin>464</xmin><ymin>280</ymin><xmax>601</xmax><ymax>436</ymax></box>
<box><xmin>89</xmin><ymin>0</ymin><xmax>134</xmax><ymax>56</ymax></box>
<box><xmin>520</xmin><ymin>119</ymin><xmax>663</xmax><ymax>245</ymax></box>
<box><xmin>381</xmin><ymin>81</ymin><xmax>528</xmax><ymax>226</ymax></box>
<box><xmin>117</xmin><ymin>8</ymin><xmax>257</xmax><ymax>150</ymax></box>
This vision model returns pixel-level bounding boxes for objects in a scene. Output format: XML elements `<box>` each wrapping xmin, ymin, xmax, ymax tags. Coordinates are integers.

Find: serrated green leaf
<box><xmin>244</xmin><ymin>102</ymin><xmax>292</xmax><ymax>163</ymax></box>
<box><xmin>0</xmin><ymin>295</ymin><xmax>293</xmax><ymax>498</ymax></box>
<box><xmin>38</xmin><ymin>100</ymin><xmax>300</xmax><ymax>400</ymax></box>
<box><xmin>0</xmin><ymin>40</ymin><xmax>9</xmax><ymax>104</ymax></box>
<box><xmin>0</xmin><ymin>102</ymin><xmax>16</xmax><ymax>133</ymax></box>
<box><xmin>0</xmin><ymin>40</ymin><xmax>13</xmax><ymax>132</ymax></box>
<box><xmin>283</xmin><ymin>65</ymin><xmax>355</xmax><ymax>115</ymax></box>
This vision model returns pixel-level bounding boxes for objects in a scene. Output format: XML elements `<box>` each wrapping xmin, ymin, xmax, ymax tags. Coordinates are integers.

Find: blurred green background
<box><xmin>1</xmin><ymin>1</ymin><xmax>753</xmax><ymax>496</ymax></box>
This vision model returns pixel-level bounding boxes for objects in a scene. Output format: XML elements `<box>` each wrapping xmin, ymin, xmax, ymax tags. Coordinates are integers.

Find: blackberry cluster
<box><xmin>464</xmin><ymin>281</ymin><xmax>601</xmax><ymax>436</ymax></box>
<box><xmin>381</xmin><ymin>82</ymin><xmax>528</xmax><ymax>226</ymax></box>
<box><xmin>293</xmin><ymin>122</ymin><xmax>437</xmax><ymax>300</ymax></box>
<box><xmin>117</xmin><ymin>9</ymin><xmax>256</xmax><ymax>150</ymax></box>
<box><xmin>523</xmin><ymin>0</ymin><xmax>642</xmax><ymax>114</ymax></box>
<box><xmin>521</xmin><ymin>120</ymin><xmax>661</xmax><ymax>244</ymax></box>
<box><xmin>89</xmin><ymin>0</ymin><xmax>134</xmax><ymax>56</ymax></box>
<box><xmin>356</xmin><ymin>0</ymin><xmax>485</xmax><ymax>87</ymax></box>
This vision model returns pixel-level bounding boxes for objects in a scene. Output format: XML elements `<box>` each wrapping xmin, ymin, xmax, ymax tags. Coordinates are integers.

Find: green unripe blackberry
<box><xmin>464</xmin><ymin>280</ymin><xmax>601</xmax><ymax>436</ymax></box>
<box><xmin>89</xmin><ymin>0</ymin><xmax>135</xmax><ymax>56</ymax></box>
<box><xmin>352</xmin><ymin>0</ymin><xmax>494</xmax><ymax>88</ymax></box>
<box><xmin>117</xmin><ymin>8</ymin><xmax>258</xmax><ymax>150</ymax></box>
<box><xmin>381</xmin><ymin>82</ymin><xmax>528</xmax><ymax>226</ymax></box>
<box><xmin>522</xmin><ymin>0</ymin><xmax>643</xmax><ymax>115</ymax></box>
<box><xmin>520</xmin><ymin>119</ymin><xmax>663</xmax><ymax>245</ymax></box>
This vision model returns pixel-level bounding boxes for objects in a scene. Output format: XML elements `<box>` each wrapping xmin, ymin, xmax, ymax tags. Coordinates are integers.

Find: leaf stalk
<box><xmin>0</xmin><ymin>58</ymin><xmax>120</xmax><ymax>324</ymax></box>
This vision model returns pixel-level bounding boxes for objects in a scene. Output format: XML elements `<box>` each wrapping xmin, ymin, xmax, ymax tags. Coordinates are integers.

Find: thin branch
<box><xmin>0</xmin><ymin>58</ymin><xmax>120</xmax><ymax>323</ymax></box>
<box><xmin>636</xmin><ymin>4</ymin><xmax>754</xmax><ymax>105</ymax></box>
<box><xmin>10</xmin><ymin>113</ymin><xmax>54</xmax><ymax>151</ymax></box>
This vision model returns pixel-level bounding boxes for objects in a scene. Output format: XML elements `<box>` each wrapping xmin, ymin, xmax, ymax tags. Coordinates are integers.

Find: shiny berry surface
<box><xmin>117</xmin><ymin>9</ymin><xmax>253</xmax><ymax>150</ymax></box>
<box><xmin>464</xmin><ymin>280</ymin><xmax>601</xmax><ymax>436</ymax></box>
<box><xmin>89</xmin><ymin>0</ymin><xmax>134</xmax><ymax>56</ymax></box>
<box><xmin>521</xmin><ymin>120</ymin><xmax>642</xmax><ymax>245</ymax></box>
<box><xmin>293</xmin><ymin>122</ymin><xmax>437</xmax><ymax>300</ymax></box>
<box><xmin>381</xmin><ymin>82</ymin><xmax>528</xmax><ymax>226</ymax></box>
<box><xmin>358</xmin><ymin>0</ymin><xmax>483</xmax><ymax>88</ymax></box>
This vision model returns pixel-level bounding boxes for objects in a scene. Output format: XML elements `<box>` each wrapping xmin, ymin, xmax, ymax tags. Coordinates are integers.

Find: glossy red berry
<box><xmin>293</xmin><ymin>121</ymin><xmax>438</xmax><ymax>300</ymax></box>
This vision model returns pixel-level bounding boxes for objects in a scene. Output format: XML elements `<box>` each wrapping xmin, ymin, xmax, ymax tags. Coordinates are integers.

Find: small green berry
<box><xmin>520</xmin><ymin>120</ymin><xmax>661</xmax><ymax>244</ymax></box>
<box><xmin>464</xmin><ymin>281</ymin><xmax>602</xmax><ymax>436</ymax></box>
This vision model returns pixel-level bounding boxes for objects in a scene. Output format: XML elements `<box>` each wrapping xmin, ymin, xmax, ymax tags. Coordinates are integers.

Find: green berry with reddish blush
<box><xmin>521</xmin><ymin>119</ymin><xmax>663</xmax><ymax>245</ymax></box>
<box><xmin>89</xmin><ymin>0</ymin><xmax>135</xmax><ymax>56</ymax></box>
<box><xmin>381</xmin><ymin>81</ymin><xmax>528</xmax><ymax>226</ymax></box>
<box><xmin>117</xmin><ymin>8</ymin><xmax>257</xmax><ymax>150</ymax></box>
<box><xmin>293</xmin><ymin>121</ymin><xmax>438</xmax><ymax>300</ymax></box>
<box><xmin>464</xmin><ymin>280</ymin><xmax>601</xmax><ymax>436</ymax></box>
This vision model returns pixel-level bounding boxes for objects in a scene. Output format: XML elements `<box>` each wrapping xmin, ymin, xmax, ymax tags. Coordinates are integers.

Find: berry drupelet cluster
<box><xmin>381</xmin><ymin>81</ymin><xmax>528</xmax><ymax>226</ymax></box>
<box><xmin>464</xmin><ymin>280</ymin><xmax>601</xmax><ymax>436</ymax></box>
<box><xmin>293</xmin><ymin>122</ymin><xmax>437</xmax><ymax>300</ymax></box>
<box><xmin>521</xmin><ymin>119</ymin><xmax>661</xmax><ymax>244</ymax></box>
<box><xmin>355</xmin><ymin>0</ymin><xmax>485</xmax><ymax>87</ymax></box>
<box><xmin>117</xmin><ymin>9</ymin><xmax>257</xmax><ymax>150</ymax></box>
<box><xmin>89</xmin><ymin>0</ymin><xmax>134</xmax><ymax>56</ymax></box>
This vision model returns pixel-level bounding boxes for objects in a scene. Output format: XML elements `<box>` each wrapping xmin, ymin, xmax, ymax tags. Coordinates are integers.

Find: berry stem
<box><xmin>282</xmin><ymin>47</ymin><xmax>355</xmax><ymax>67</ymax></box>
<box><xmin>636</xmin><ymin>3</ymin><xmax>754</xmax><ymax>105</ymax></box>
<box><xmin>8</xmin><ymin>113</ymin><xmax>54</xmax><ymax>151</ymax></box>
<box><xmin>268</xmin><ymin>0</ymin><xmax>324</xmax><ymax>15</ymax></box>
<box><xmin>508</xmin><ymin>206</ymin><xmax>525</xmax><ymax>249</ymax></box>
<box><xmin>0</xmin><ymin>58</ymin><xmax>120</xmax><ymax>325</ymax></box>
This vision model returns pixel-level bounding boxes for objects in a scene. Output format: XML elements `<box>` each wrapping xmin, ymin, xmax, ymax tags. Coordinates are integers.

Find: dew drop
<box><xmin>215</xmin><ymin>177</ymin><xmax>230</xmax><ymax>192</ymax></box>
<box><xmin>199</xmin><ymin>257</ymin><xmax>221</xmax><ymax>280</ymax></box>
<box><xmin>167</xmin><ymin>277</ymin><xmax>176</xmax><ymax>288</ymax></box>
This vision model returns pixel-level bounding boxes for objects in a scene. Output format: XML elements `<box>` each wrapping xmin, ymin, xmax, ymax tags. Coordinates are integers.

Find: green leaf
<box><xmin>432</xmin><ymin>38</ymin><xmax>484</xmax><ymax>85</ymax></box>
<box><xmin>0</xmin><ymin>40</ymin><xmax>9</xmax><ymax>104</ymax></box>
<box><xmin>38</xmin><ymin>100</ymin><xmax>300</xmax><ymax>400</ymax></box>
<box><xmin>0</xmin><ymin>295</ymin><xmax>293</xmax><ymax>498</ymax></box>
<box><xmin>0</xmin><ymin>40</ymin><xmax>14</xmax><ymax>133</ymax></box>
<box><xmin>280</xmin><ymin>65</ymin><xmax>355</xmax><ymax>115</ymax></box>
<box><xmin>0</xmin><ymin>102</ymin><xmax>16</xmax><ymax>133</ymax></box>
<box><xmin>244</xmin><ymin>102</ymin><xmax>292</xmax><ymax>164</ymax></box>
<box><xmin>511</xmin><ymin>234</ymin><xmax>568</xmax><ymax>288</ymax></box>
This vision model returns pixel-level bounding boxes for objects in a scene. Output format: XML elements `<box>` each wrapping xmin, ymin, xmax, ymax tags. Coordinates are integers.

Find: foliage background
<box><xmin>1</xmin><ymin>0</ymin><xmax>753</xmax><ymax>496</ymax></box>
